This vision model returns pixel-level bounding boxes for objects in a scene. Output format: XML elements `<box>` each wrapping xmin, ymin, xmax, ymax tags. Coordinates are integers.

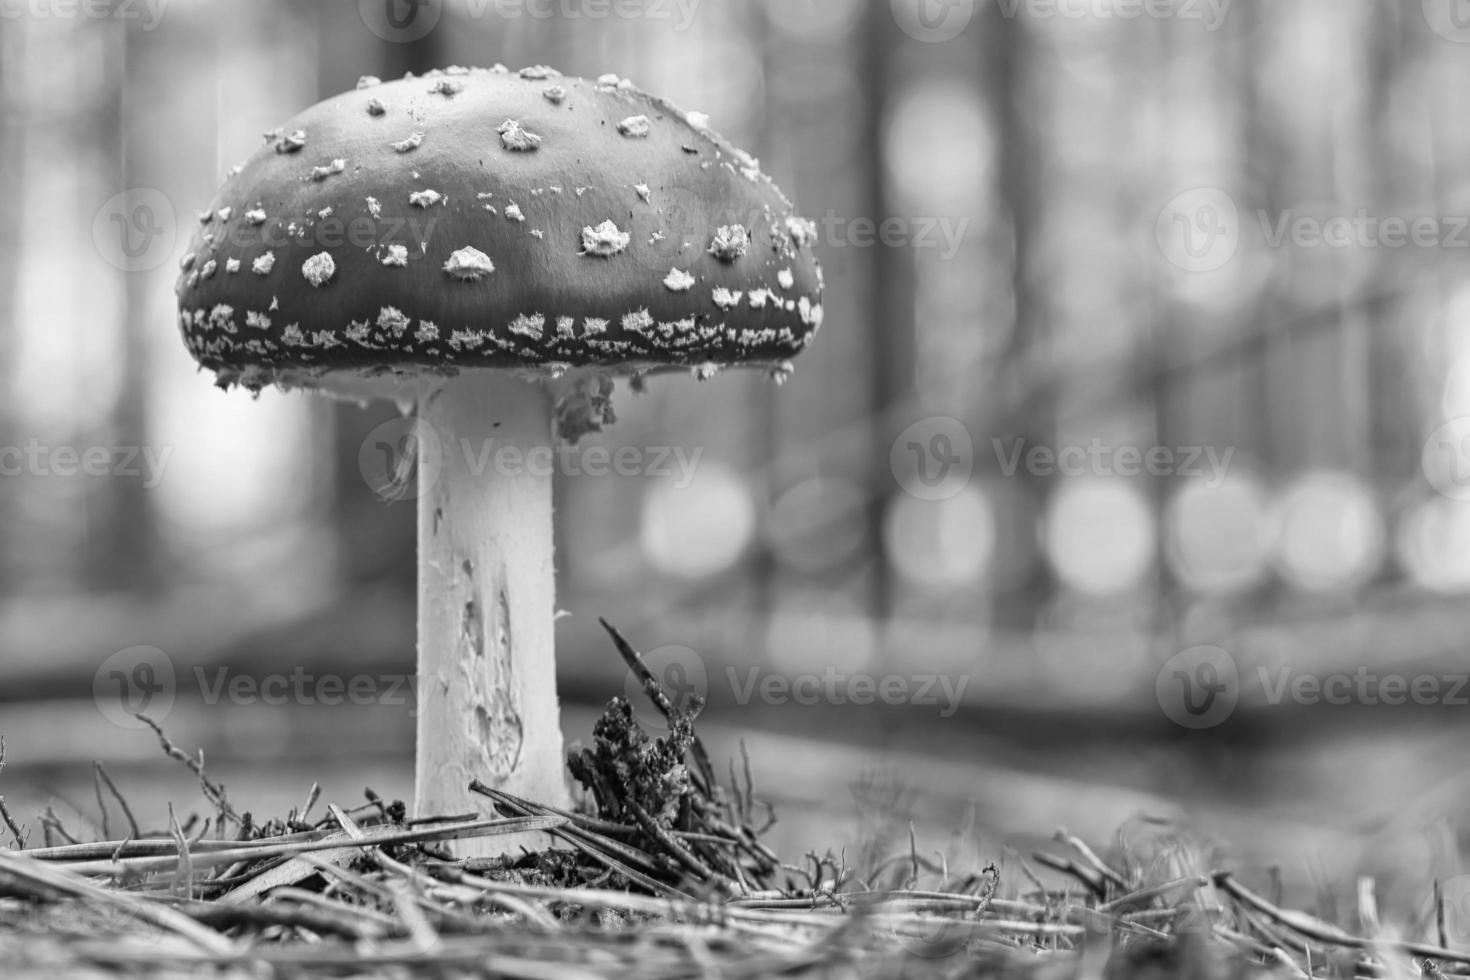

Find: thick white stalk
<box><xmin>415</xmin><ymin>376</ymin><xmax>568</xmax><ymax>853</ymax></box>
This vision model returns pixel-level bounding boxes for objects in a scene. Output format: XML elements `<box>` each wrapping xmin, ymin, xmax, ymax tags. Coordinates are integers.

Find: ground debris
<box><xmin>0</xmin><ymin>626</ymin><xmax>1450</xmax><ymax>978</ymax></box>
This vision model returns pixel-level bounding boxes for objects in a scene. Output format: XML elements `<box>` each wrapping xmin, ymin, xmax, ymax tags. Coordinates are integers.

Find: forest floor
<box><xmin>3</xmin><ymin>627</ymin><xmax>1469</xmax><ymax>978</ymax></box>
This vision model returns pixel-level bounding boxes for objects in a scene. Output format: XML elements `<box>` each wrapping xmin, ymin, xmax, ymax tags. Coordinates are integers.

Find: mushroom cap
<box><xmin>174</xmin><ymin>66</ymin><xmax>824</xmax><ymax>396</ymax></box>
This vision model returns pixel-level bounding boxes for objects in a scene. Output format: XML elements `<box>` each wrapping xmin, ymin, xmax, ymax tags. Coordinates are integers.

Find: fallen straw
<box><xmin>0</xmin><ymin>848</ymin><xmax>235</xmax><ymax>954</ymax></box>
<box><xmin>40</xmin><ymin>816</ymin><xmax>566</xmax><ymax>878</ymax></box>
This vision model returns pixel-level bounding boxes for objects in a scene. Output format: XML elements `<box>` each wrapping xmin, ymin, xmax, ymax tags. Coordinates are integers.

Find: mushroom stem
<box><xmin>415</xmin><ymin>375</ymin><xmax>568</xmax><ymax>853</ymax></box>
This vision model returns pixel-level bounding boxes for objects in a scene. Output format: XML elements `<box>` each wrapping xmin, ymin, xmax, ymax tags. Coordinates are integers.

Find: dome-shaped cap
<box><xmin>175</xmin><ymin>66</ymin><xmax>825</xmax><ymax>394</ymax></box>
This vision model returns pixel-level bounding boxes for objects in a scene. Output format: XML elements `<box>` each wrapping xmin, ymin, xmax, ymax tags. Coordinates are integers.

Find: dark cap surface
<box><xmin>175</xmin><ymin>66</ymin><xmax>824</xmax><ymax>392</ymax></box>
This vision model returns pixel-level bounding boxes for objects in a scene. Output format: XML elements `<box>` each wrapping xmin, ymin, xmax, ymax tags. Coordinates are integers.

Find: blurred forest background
<box><xmin>4</xmin><ymin>0</ymin><xmax>1470</xmax><ymax>914</ymax></box>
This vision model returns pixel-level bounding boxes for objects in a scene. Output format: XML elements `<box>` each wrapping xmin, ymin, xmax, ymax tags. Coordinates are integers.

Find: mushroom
<box><xmin>173</xmin><ymin>67</ymin><xmax>824</xmax><ymax>852</ymax></box>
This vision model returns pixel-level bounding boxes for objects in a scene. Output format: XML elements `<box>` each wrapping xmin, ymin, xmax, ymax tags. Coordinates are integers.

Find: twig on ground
<box><xmin>168</xmin><ymin>804</ymin><xmax>193</xmax><ymax>899</ymax></box>
<box><xmin>135</xmin><ymin>713</ymin><xmax>240</xmax><ymax>830</ymax></box>
<box><xmin>1053</xmin><ymin>829</ymin><xmax>1127</xmax><ymax>892</ymax></box>
<box><xmin>92</xmin><ymin>764</ymin><xmax>140</xmax><ymax>841</ymax></box>
<box><xmin>0</xmin><ymin>796</ymin><xmax>26</xmax><ymax>850</ymax></box>
<box><xmin>1216</xmin><ymin>870</ymin><xmax>1470</xmax><ymax>967</ymax></box>
<box><xmin>1031</xmin><ymin>849</ymin><xmax>1107</xmax><ymax>899</ymax></box>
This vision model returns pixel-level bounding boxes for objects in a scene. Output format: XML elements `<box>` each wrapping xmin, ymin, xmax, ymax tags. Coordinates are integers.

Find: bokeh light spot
<box><xmin>767</xmin><ymin>476</ymin><xmax>867</xmax><ymax>574</ymax></box>
<box><xmin>1271</xmin><ymin>471</ymin><xmax>1383</xmax><ymax>594</ymax></box>
<box><xmin>883</xmin><ymin>485</ymin><xmax>994</xmax><ymax>588</ymax></box>
<box><xmin>641</xmin><ymin>463</ymin><xmax>755</xmax><ymax>579</ymax></box>
<box><xmin>1165</xmin><ymin>474</ymin><xmax>1271</xmax><ymax>594</ymax></box>
<box><xmin>1398</xmin><ymin>496</ymin><xmax>1470</xmax><ymax>594</ymax></box>
<box><xmin>1044</xmin><ymin>479</ymin><xmax>1155</xmax><ymax>595</ymax></box>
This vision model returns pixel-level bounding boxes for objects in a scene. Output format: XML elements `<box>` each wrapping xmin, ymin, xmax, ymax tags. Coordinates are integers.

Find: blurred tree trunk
<box><xmin>984</xmin><ymin>8</ymin><xmax>1051</xmax><ymax>628</ymax></box>
<box><xmin>1365</xmin><ymin>5</ymin><xmax>1419</xmax><ymax>496</ymax></box>
<box><xmin>85</xmin><ymin>7</ymin><xmax>157</xmax><ymax>593</ymax></box>
<box><xmin>0</xmin><ymin>22</ymin><xmax>23</xmax><ymax>591</ymax></box>
<box><xmin>1142</xmin><ymin>15</ymin><xmax>1176</xmax><ymax>617</ymax></box>
<box><xmin>860</xmin><ymin>0</ymin><xmax>915</xmax><ymax>622</ymax></box>
<box><xmin>1237</xmin><ymin>0</ymin><xmax>1286</xmax><ymax>614</ymax></box>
